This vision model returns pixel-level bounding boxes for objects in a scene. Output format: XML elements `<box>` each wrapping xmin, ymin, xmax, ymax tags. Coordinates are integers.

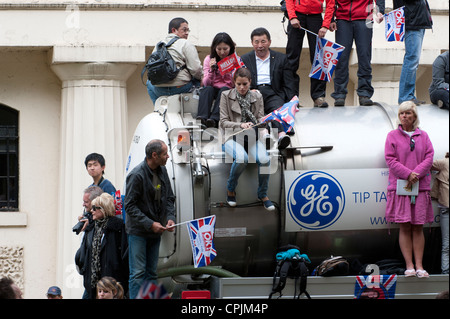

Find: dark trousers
<box><xmin>257</xmin><ymin>85</ymin><xmax>287</xmax><ymax>134</ymax></box>
<box><xmin>197</xmin><ymin>86</ymin><xmax>230</xmax><ymax>122</ymax></box>
<box><xmin>286</xmin><ymin>13</ymin><xmax>327</xmax><ymax>100</ymax></box>
<box><xmin>331</xmin><ymin>19</ymin><xmax>374</xmax><ymax>100</ymax></box>
<box><xmin>430</xmin><ymin>89</ymin><xmax>449</xmax><ymax>109</ymax></box>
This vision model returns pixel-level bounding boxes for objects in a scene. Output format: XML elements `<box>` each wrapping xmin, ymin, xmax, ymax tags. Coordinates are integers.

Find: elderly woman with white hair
<box><xmin>384</xmin><ymin>101</ymin><xmax>435</xmax><ymax>278</ymax></box>
<box><xmin>75</xmin><ymin>192</ymin><xmax>129</xmax><ymax>299</ymax></box>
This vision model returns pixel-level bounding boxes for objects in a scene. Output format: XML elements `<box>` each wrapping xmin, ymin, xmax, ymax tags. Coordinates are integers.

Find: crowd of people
<box><xmin>1</xmin><ymin>1</ymin><xmax>448</xmax><ymax>299</ymax></box>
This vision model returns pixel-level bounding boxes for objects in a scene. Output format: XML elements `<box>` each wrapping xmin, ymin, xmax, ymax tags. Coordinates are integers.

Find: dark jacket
<box><xmin>241</xmin><ymin>49</ymin><xmax>297</xmax><ymax>103</ymax></box>
<box><xmin>393</xmin><ymin>0</ymin><xmax>432</xmax><ymax>30</ymax></box>
<box><xmin>75</xmin><ymin>216</ymin><xmax>129</xmax><ymax>299</ymax></box>
<box><xmin>124</xmin><ymin>159</ymin><xmax>176</xmax><ymax>238</ymax></box>
<box><xmin>429</xmin><ymin>51</ymin><xmax>449</xmax><ymax>96</ymax></box>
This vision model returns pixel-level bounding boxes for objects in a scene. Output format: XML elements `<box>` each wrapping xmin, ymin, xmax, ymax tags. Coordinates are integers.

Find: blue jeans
<box><xmin>128</xmin><ymin>234</ymin><xmax>161</xmax><ymax>299</ymax></box>
<box><xmin>398</xmin><ymin>29</ymin><xmax>425</xmax><ymax>104</ymax></box>
<box><xmin>223</xmin><ymin>137</ymin><xmax>270</xmax><ymax>199</ymax></box>
<box><xmin>440</xmin><ymin>208</ymin><xmax>449</xmax><ymax>274</ymax></box>
<box><xmin>146</xmin><ymin>79</ymin><xmax>194</xmax><ymax>104</ymax></box>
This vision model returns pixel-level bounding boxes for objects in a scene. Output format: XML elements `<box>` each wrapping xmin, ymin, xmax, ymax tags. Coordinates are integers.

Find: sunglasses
<box><xmin>410</xmin><ymin>137</ymin><xmax>415</xmax><ymax>151</ymax></box>
<box><xmin>91</xmin><ymin>205</ymin><xmax>103</xmax><ymax>211</ymax></box>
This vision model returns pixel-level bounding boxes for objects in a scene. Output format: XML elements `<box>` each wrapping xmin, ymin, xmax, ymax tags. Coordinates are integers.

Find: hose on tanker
<box><xmin>158</xmin><ymin>265</ymin><xmax>240</xmax><ymax>279</ymax></box>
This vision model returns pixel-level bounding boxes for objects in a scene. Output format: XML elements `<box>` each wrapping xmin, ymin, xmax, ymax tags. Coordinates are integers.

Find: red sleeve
<box><xmin>322</xmin><ymin>0</ymin><xmax>336</xmax><ymax>29</ymax></box>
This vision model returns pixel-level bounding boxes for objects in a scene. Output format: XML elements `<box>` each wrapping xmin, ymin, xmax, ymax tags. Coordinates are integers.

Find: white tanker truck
<box><xmin>123</xmin><ymin>92</ymin><xmax>449</xmax><ymax>298</ymax></box>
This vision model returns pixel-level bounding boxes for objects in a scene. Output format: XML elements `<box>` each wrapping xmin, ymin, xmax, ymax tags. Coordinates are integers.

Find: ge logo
<box><xmin>287</xmin><ymin>171</ymin><xmax>345</xmax><ymax>230</ymax></box>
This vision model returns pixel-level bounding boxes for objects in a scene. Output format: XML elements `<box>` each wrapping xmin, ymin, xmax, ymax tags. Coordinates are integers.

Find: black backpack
<box><xmin>269</xmin><ymin>245</ymin><xmax>311</xmax><ymax>299</ymax></box>
<box><xmin>141</xmin><ymin>37</ymin><xmax>185</xmax><ymax>85</ymax></box>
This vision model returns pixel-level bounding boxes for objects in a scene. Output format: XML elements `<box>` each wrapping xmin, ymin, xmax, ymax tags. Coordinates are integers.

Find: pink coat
<box><xmin>201</xmin><ymin>55</ymin><xmax>235</xmax><ymax>88</ymax></box>
<box><xmin>385</xmin><ymin>125</ymin><xmax>434</xmax><ymax>191</ymax></box>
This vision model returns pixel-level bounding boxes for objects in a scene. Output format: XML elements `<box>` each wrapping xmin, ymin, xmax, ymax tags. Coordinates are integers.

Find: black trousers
<box><xmin>286</xmin><ymin>13</ymin><xmax>327</xmax><ymax>101</ymax></box>
<box><xmin>257</xmin><ymin>85</ymin><xmax>288</xmax><ymax>135</ymax></box>
<box><xmin>197</xmin><ymin>86</ymin><xmax>230</xmax><ymax>122</ymax></box>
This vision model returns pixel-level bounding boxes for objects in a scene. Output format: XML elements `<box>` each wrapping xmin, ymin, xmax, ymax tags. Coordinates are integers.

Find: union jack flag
<box><xmin>309</xmin><ymin>38</ymin><xmax>345</xmax><ymax>82</ymax></box>
<box><xmin>385</xmin><ymin>6</ymin><xmax>405</xmax><ymax>42</ymax></box>
<box><xmin>261</xmin><ymin>96</ymin><xmax>299</xmax><ymax>133</ymax></box>
<box><xmin>136</xmin><ymin>281</ymin><xmax>171</xmax><ymax>299</ymax></box>
<box><xmin>354</xmin><ymin>274</ymin><xmax>398</xmax><ymax>299</ymax></box>
<box><xmin>187</xmin><ymin>215</ymin><xmax>217</xmax><ymax>268</ymax></box>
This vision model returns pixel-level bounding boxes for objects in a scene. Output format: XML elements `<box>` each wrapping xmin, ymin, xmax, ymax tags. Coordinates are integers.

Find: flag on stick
<box><xmin>261</xmin><ymin>96</ymin><xmax>300</xmax><ymax>133</ymax></box>
<box><xmin>186</xmin><ymin>215</ymin><xmax>217</xmax><ymax>268</ymax></box>
<box><xmin>309</xmin><ymin>38</ymin><xmax>345</xmax><ymax>82</ymax></box>
<box><xmin>385</xmin><ymin>6</ymin><xmax>405</xmax><ymax>42</ymax></box>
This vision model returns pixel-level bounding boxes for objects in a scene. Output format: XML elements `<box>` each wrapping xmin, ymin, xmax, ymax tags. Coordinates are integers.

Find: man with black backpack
<box><xmin>145</xmin><ymin>17</ymin><xmax>202</xmax><ymax>105</ymax></box>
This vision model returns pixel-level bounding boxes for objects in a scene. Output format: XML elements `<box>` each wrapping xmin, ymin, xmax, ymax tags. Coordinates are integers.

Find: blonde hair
<box><xmin>96</xmin><ymin>276</ymin><xmax>124</xmax><ymax>299</ymax></box>
<box><xmin>91</xmin><ymin>193</ymin><xmax>116</xmax><ymax>217</ymax></box>
<box><xmin>397</xmin><ymin>101</ymin><xmax>420</xmax><ymax>130</ymax></box>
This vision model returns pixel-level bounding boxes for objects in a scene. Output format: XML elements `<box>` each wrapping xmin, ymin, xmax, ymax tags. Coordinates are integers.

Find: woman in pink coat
<box><xmin>384</xmin><ymin>101</ymin><xmax>434</xmax><ymax>278</ymax></box>
<box><xmin>197</xmin><ymin>32</ymin><xmax>240</xmax><ymax>128</ymax></box>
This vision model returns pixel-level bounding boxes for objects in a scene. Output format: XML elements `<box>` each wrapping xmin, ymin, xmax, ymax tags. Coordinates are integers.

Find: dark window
<box><xmin>0</xmin><ymin>104</ymin><xmax>19</xmax><ymax>211</ymax></box>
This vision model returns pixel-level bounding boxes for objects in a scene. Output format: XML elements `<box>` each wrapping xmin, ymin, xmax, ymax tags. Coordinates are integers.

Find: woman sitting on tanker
<box><xmin>197</xmin><ymin>32</ymin><xmax>240</xmax><ymax>128</ymax></box>
<box><xmin>219</xmin><ymin>67</ymin><xmax>275</xmax><ymax>211</ymax></box>
<box><xmin>384</xmin><ymin>101</ymin><xmax>434</xmax><ymax>278</ymax></box>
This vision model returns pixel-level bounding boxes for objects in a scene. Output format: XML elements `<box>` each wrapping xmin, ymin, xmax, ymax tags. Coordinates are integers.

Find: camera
<box><xmin>72</xmin><ymin>211</ymin><xmax>93</xmax><ymax>235</ymax></box>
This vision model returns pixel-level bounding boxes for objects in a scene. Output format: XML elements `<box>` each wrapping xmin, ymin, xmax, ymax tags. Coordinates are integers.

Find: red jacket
<box><xmin>335</xmin><ymin>0</ymin><xmax>384</xmax><ymax>21</ymax></box>
<box><xmin>286</xmin><ymin>0</ymin><xmax>336</xmax><ymax>29</ymax></box>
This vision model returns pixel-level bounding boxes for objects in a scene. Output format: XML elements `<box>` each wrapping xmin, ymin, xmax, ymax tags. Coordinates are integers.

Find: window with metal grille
<box><xmin>0</xmin><ymin>104</ymin><xmax>19</xmax><ymax>211</ymax></box>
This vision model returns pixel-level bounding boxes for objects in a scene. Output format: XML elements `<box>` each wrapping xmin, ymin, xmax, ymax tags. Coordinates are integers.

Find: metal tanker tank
<box><xmin>124</xmin><ymin>93</ymin><xmax>449</xmax><ymax>277</ymax></box>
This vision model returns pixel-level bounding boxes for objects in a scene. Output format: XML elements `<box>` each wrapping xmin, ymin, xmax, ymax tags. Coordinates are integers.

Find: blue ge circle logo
<box><xmin>287</xmin><ymin>171</ymin><xmax>345</xmax><ymax>230</ymax></box>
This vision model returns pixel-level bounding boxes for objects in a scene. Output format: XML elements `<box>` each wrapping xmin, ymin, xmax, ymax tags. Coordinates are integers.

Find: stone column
<box><xmin>50</xmin><ymin>46</ymin><xmax>141</xmax><ymax>298</ymax></box>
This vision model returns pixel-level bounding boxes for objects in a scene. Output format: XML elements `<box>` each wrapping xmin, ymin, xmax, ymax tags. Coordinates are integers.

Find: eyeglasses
<box><xmin>410</xmin><ymin>137</ymin><xmax>415</xmax><ymax>151</ymax></box>
<box><xmin>180</xmin><ymin>27</ymin><xmax>190</xmax><ymax>33</ymax></box>
<box><xmin>91</xmin><ymin>205</ymin><xmax>103</xmax><ymax>211</ymax></box>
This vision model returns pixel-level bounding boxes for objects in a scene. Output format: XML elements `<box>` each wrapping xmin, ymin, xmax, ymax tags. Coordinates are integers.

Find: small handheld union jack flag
<box><xmin>385</xmin><ymin>6</ymin><xmax>405</xmax><ymax>42</ymax></box>
<box><xmin>261</xmin><ymin>96</ymin><xmax>300</xmax><ymax>133</ymax></box>
<box><xmin>309</xmin><ymin>38</ymin><xmax>345</xmax><ymax>82</ymax></box>
<box><xmin>186</xmin><ymin>215</ymin><xmax>217</xmax><ymax>268</ymax></box>
<box><xmin>136</xmin><ymin>281</ymin><xmax>171</xmax><ymax>299</ymax></box>
<box><xmin>354</xmin><ymin>274</ymin><xmax>398</xmax><ymax>299</ymax></box>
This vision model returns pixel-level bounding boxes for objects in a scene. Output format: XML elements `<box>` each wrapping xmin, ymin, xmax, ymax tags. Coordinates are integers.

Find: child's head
<box><xmin>84</xmin><ymin>153</ymin><xmax>106</xmax><ymax>177</ymax></box>
<box><xmin>96</xmin><ymin>276</ymin><xmax>124</xmax><ymax>299</ymax></box>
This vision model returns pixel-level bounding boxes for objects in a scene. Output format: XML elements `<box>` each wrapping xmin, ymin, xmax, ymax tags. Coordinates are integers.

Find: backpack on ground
<box><xmin>141</xmin><ymin>36</ymin><xmax>185</xmax><ymax>85</ymax></box>
<box><xmin>359</xmin><ymin>259</ymin><xmax>406</xmax><ymax>276</ymax></box>
<box><xmin>269</xmin><ymin>244</ymin><xmax>311</xmax><ymax>299</ymax></box>
<box><xmin>314</xmin><ymin>255</ymin><xmax>349</xmax><ymax>277</ymax></box>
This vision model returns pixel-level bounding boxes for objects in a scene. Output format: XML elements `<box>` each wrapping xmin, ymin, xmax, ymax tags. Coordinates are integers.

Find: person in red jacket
<box><xmin>330</xmin><ymin>0</ymin><xmax>385</xmax><ymax>106</ymax></box>
<box><xmin>285</xmin><ymin>0</ymin><xmax>335</xmax><ymax>108</ymax></box>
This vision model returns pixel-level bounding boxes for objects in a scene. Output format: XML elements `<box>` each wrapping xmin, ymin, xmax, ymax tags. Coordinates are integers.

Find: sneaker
<box><xmin>277</xmin><ymin>135</ymin><xmax>291</xmax><ymax>150</ymax></box>
<box><xmin>313</xmin><ymin>97</ymin><xmax>329</xmax><ymax>108</ymax></box>
<box><xmin>411</xmin><ymin>98</ymin><xmax>426</xmax><ymax>105</ymax></box>
<box><xmin>334</xmin><ymin>98</ymin><xmax>345</xmax><ymax>106</ymax></box>
<box><xmin>359</xmin><ymin>96</ymin><xmax>373</xmax><ymax>106</ymax></box>
<box><xmin>226</xmin><ymin>194</ymin><xmax>236</xmax><ymax>207</ymax></box>
<box><xmin>437</xmin><ymin>100</ymin><xmax>444</xmax><ymax>108</ymax></box>
<box><xmin>259</xmin><ymin>198</ymin><xmax>275</xmax><ymax>211</ymax></box>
